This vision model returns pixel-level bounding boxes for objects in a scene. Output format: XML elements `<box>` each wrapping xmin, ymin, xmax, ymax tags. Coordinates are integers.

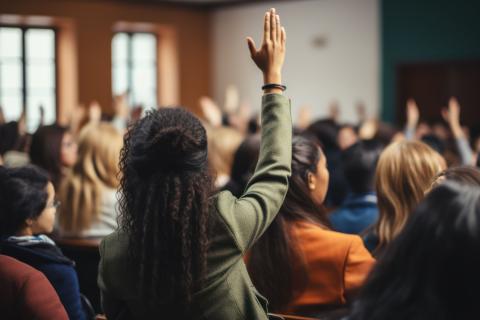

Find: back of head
<box><xmin>224</xmin><ymin>134</ymin><xmax>260</xmax><ymax>197</ymax></box>
<box><xmin>206</xmin><ymin>126</ymin><xmax>244</xmax><ymax>183</ymax></box>
<box><xmin>0</xmin><ymin>122</ymin><xmax>20</xmax><ymax>156</ymax></box>
<box><xmin>374</xmin><ymin>140</ymin><xmax>445</xmax><ymax>251</ymax></box>
<box><xmin>432</xmin><ymin>166</ymin><xmax>480</xmax><ymax>189</ymax></box>
<box><xmin>351</xmin><ymin>182</ymin><xmax>480</xmax><ymax>320</ymax></box>
<box><xmin>342</xmin><ymin>139</ymin><xmax>383</xmax><ymax>194</ymax></box>
<box><xmin>0</xmin><ymin>165</ymin><xmax>50</xmax><ymax>237</ymax></box>
<box><xmin>30</xmin><ymin>124</ymin><xmax>68</xmax><ymax>188</ymax></box>
<box><xmin>305</xmin><ymin>119</ymin><xmax>339</xmax><ymax>153</ymax></box>
<box><xmin>59</xmin><ymin>123</ymin><xmax>123</xmax><ymax>233</ymax></box>
<box><xmin>119</xmin><ymin>107</ymin><xmax>212</xmax><ymax>306</ymax></box>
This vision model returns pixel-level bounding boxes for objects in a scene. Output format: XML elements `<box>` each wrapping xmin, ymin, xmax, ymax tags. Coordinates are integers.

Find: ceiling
<box><xmin>97</xmin><ymin>0</ymin><xmax>287</xmax><ymax>9</ymax></box>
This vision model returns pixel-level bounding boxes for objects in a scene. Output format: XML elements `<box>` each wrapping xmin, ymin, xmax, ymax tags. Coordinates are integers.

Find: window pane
<box><xmin>0</xmin><ymin>91</ymin><xmax>23</xmax><ymax>123</ymax></box>
<box><xmin>27</xmin><ymin>92</ymin><xmax>55</xmax><ymax>132</ymax></box>
<box><xmin>0</xmin><ymin>28</ymin><xmax>22</xmax><ymax>59</ymax></box>
<box><xmin>132</xmin><ymin>65</ymin><xmax>156</xmax><ymax>107</ymax></box>
<box><xmin>132</xmin><ymin>33</ymin><xmax>156</xmax><ymax>62</ymax></box>
<box><xmin>0</xmin><ymin>61</ymin><xmax>22</xmax><ymax>89</ymax></box>
<box><xmin>26</xmin><ymin>29</ymin><xmax>55</xmax><ymax>60</ymax></box>
<box><xmin>112</xmin><ymin>33</ymin><xmax>128</xmax><ymax>63</ymax></box>
<box><xmin>27</xmin><ymin>63</ymin><xmax>55</xmax><ymax>89</ymax></box>
<box><xmin>112</xmin><ymin>65</ymin><xmax>128</xmax><ymax>95</ymax></box>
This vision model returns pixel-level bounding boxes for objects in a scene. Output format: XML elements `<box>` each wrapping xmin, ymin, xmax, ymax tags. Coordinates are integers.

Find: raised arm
<box><xmin>404</xmin><ymin>99</ymin><xmax>419</xmax><ymax>140</ymax></box>
<box><xmin>442</xmin><ymin>97</ymin><xmax>474</xmax><ymax>165</ymax></box>
<box><xmin>216</xmin><ymin>8</ymin><xmax>292</xmax><ymax>252</ymax></box>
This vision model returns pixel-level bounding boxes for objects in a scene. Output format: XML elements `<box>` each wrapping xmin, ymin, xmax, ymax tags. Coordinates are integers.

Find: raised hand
<box><xmin>442</xmin><ymin>97</ymin><xmax>463</xmax><ymax>137</ymax></box>
<box><xmin>246</xmin><ymin>8</ymin><xmax>286</xmax><ymax>89</ymax></box>
<box><xmin>406</xmin><ymin>98</ymin><xmax>419</xmax><ymax>129</ymax></box>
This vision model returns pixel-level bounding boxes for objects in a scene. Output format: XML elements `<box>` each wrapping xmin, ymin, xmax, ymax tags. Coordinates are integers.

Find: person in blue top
<box><xmin>329</xmin><ymin>140</ymin><xmax>383</xmax><ymax>234</ymax></box>
<box><xmin>0</xmin><ymin>165</ymin><xmax>86</xmax><ymax>320</ymax></box>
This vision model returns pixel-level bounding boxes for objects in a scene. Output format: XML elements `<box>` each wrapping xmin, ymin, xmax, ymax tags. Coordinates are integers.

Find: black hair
<box><xmin>223</xmin><ymin>134</ymin><xmax>260</xmax><ymax>197</ymax></box>
<box><xmin>0</xmin><ymin>165</ymin><xmax>50</xmax><ymax>237</ymax></box>
<box><xmin>119</xmin><ymin>107</ymin><xmax>213</xmax><ymax>308</ymax></box>
<box><xmin>350</xmin><ymin>182</ymin><xmax>480</xmax><ymax>320</ymax></box>
<box><xmin>30</xmin><ymin>124</ymin><xmax>69</xmax><ymax>189</ymax></box>
<box><xmin>342</xmin><ymin>139</ymin><xmax>383</xmax><ymax>194</ymax></box>
<box><xmin>421</xmin><ymin>134</ymin><xmax>446</xmax><ymax>155</ymax></box>
<box><xmin>434</xmin><ymin>166</ymin><xmax>480</xmax><ymax>187</ymax></box>
<box><xmin>0</xmin><ymin>121</ymin><xmax>21</xmax><ymax>155</ymax></box>
<box><xmin>305</xmin><ymin>119</ymin><xmax>339</xmax><ymax>152</ymax></box>
<box><xmin>248</xmin><ymin>136</ymin><xmax>330</xmax><ymax>312</ymax></box>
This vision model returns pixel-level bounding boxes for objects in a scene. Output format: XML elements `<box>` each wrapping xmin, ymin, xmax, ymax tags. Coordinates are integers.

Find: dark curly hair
<box><xmin>118</xmin><ymin>107</ymin><xmax>213</xmax><ymax>307</ymax></box>
<box><xmin>0</xmin><ymin>165</ymin><xmax>50</xmax><ymax>237</ymax></box>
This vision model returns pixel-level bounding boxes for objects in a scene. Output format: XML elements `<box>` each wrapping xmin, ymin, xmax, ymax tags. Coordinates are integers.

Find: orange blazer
<box><xmin>285</xmin><ymin>221</ymin><xmax>375</xmax><ymax>313</ymax></box>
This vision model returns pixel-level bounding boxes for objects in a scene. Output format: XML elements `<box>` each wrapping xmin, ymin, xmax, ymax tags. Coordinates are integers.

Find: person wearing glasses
<box><xmin>0</xmin><ymin>165</ymin><xmax>86</xmax><ymax>320</ymax></box>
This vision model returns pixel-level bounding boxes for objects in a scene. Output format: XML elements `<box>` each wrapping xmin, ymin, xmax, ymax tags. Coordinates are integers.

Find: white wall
<box><xmin>211</xmin><ymin>0</ymin><xmax>379</xmax><ymax>124</ymax></box>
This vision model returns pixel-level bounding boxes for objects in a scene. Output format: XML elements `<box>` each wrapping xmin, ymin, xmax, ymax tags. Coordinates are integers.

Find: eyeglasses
<box><xmin>47</xmin><ymin>200</ymin><xmax>61</xmax><ymax>210</ymax></box>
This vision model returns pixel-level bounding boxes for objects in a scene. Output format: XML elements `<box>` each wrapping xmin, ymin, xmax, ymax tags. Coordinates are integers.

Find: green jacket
<box><xmin>98</xmin><ymin>93</ymin><xmax>292</xmax><ymax>319</ymax></box>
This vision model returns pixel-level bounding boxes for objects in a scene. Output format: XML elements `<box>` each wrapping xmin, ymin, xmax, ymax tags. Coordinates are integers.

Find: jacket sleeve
<box><xmin>215</xmin><ymin>93</ymin><xmax>292</xmax><ymax>253</ymax></box>
<box><xmin>98</xmin><ymin>239</ymin><xmax>132</xmax><ymax>320</ymax></box>
<box><xmin>344</xmin><ymin>236</ymin><xmax>375</xmax><ymax>300</ymax></box>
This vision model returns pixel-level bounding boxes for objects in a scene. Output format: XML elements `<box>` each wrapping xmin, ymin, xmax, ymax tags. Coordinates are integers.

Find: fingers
<box><xmin>281</xmin><ymin>27</ymin><xmax>286</xmax><ymax>46</ymax></box>
<box><xmin>263</xmin><ymin>11</ymin><xmax>270</xmax><ymax>44</ymax></box>
<box><xmin>270</xmin><ymin>8</ymin><xmax>276</xmax><ymax>42</ymax></box>
<box><xmin>275</xmin><ymin>14</ymin><xmax>281</xmax><ymax>42</ymax></box>
<box><xmin>441</xmin><ymin>107</ymin><xmax>449</xmax><ymax>122</ymax></box>
<box><xmin>246</xmin><ymin>37</ymin><xmax>257</xmax><ymax>57</ymax></box>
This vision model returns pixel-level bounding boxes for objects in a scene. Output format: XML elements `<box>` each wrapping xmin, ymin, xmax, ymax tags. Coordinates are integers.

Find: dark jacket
<box><xmin>329</xmin><ymin>192</ymin><xmax>379</xmax><ymax>235</ymax></box>
<box><xmin>98</xmin><ymin>93</ymin><xmax>292</xmax><ymax>320</ymax></box>
<box><xmin>0</xmin><ymin>254</ymin><xmax>69</xmax><ymax>320</ymax></box>
<box><xmin>1</xmin><ymin>236</ymin><xmax>86</xmax><ymax>320</ymax></box>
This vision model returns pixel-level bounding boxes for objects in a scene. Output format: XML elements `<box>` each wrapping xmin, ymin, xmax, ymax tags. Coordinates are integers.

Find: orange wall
<box><xmin>0</xmin><ymin>0</ymin><xmax>211</xmax><ymax>115</ymax></box>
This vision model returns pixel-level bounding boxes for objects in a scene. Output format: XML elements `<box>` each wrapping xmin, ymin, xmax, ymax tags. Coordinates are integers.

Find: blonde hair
<box><xmin>59</xmin><ymin>123</ymin><xmax>123</xmax><ymax>234</ymax></box>
<box><xmin>206</xmin><ymin>126</ymin><xmax>244</xmax><ymax>179</ymax></box>
<box><xmin>374</xmin><ymin>140</ymin><xmax>445</xmax><ymax>252</ymax></box>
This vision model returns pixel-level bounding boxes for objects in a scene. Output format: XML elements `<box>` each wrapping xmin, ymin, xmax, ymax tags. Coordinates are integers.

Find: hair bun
<box><xmin>131</xmin><ymin>126</ymin><xmax>207</xmax><ymax>176</ymax></box>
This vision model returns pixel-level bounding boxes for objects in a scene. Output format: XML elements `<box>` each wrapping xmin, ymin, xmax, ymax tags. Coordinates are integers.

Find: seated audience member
<box><xmin>223</xmin><ymin>134</ymin><xmax>260</xmax><ymax>197</ymax></box>
<box><xmin>337</xmin><ymin>124</ymin><xmax>358</xmax><ymax>151</ymax></box>
<box><xmin>364</xmin><ymin>141</ymin><xmax>446</xmax><ymax>255</ymax></box>
<box><xmin>0</xmin><ymin>254</ymin><xmax>68</xmax><ymax>320</ymax></box>
<box><xmin>306</xmin><ymin>119</ymin><xmax>348</xmax><ymax>207</ymax></box>
<box><xmin>207</xmin><ymin>125</ymin><xmax>244</xmax><ymax>188</ymax></box>
<box><xmin>349</xmin><ymin>182</ymin><xmax>480</xmax><ymax>320</ymax></box>
<box><xmin>0</xmin><ymin>166</ymin><xmax>86</xmax><ymax>320</ymax></box>
<box><xmin>30</xmin><ymin>124</ymin><xmax>78</xmax><ymax>190</ymax></box>
<box><xmin>431</xmin><ymin>165</ymin><xmax>480</xmax><ymax>188</ymax></box>
<box><xmin>330</xmin><ymin>140</ymin><xmax>382</xmax><ymax>234</ymax></box>
<box><xmin>247</xmin><ymin>136</ymin><xmax>374</xmax><ymax>316</ymax></box>
<box><xmin>59</xmin><ymin>123</ymin><xmax>123</xmax><ymax>237</ymax></box>
<box><xmin>98</xmin><ymin>9</ymin><xmax>292</xmax><ymax>319</ymax></box>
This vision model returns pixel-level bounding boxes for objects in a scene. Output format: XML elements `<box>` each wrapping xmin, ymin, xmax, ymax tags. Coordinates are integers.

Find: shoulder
<box><xmin>0</xmin><ymin>254</ymin><xmax>37</xmax><ymax>282</ymax></box>
<box><xmin>292</xmin><ymin>222</ymin><xmax>365</xmax><ymax>256</ymax></box>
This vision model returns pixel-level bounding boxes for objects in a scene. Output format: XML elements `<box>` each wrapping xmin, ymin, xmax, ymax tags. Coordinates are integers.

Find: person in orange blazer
<box><xmin>247</xmin><ymin>136</ymin><xmax>374</xmax><ymax>317</ymax></box>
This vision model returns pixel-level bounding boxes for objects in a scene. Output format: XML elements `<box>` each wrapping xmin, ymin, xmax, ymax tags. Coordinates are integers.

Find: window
<box><xmin>0</xmin><ymin>27</ymin><xmax>56</xmax><ymax>132</ymax></box>
<box><xmin>112</xmin><ymin>32</ymin><xmax>157</xmax><ymax>109</ymax></box>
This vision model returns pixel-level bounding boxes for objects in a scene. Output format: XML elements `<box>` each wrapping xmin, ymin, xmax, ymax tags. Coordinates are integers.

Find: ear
<box><xmin>307</xmin><ymin>172</ymin><xmax>316</xmax><ymax>191</ymax></box>
<box><xmin>25</xmin><ymin>218</ymin><xmax>34</xmax><ymax>227</ymax></box>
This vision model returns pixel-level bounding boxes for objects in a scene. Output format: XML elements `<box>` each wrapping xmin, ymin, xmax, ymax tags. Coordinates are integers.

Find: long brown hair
<box><xmin>248</xmin><ymin>136</ymin><xmax>329</xmax><ymax>312</ymax></box>
<box><xmin>374</xmin><ymin>140</ymin><xmax>445</xmax><ymax>253</ymax></box>
<box><xmin>59</xmin><ymin>123</ymin><xmax>122</xmax><ymax>234</ymax></box>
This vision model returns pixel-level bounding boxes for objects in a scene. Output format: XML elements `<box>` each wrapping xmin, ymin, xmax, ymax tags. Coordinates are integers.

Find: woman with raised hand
<box><xmin>98</xmin><ymin>8</ymin><xmax>291</xmax><ymax>320</ymax></box>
